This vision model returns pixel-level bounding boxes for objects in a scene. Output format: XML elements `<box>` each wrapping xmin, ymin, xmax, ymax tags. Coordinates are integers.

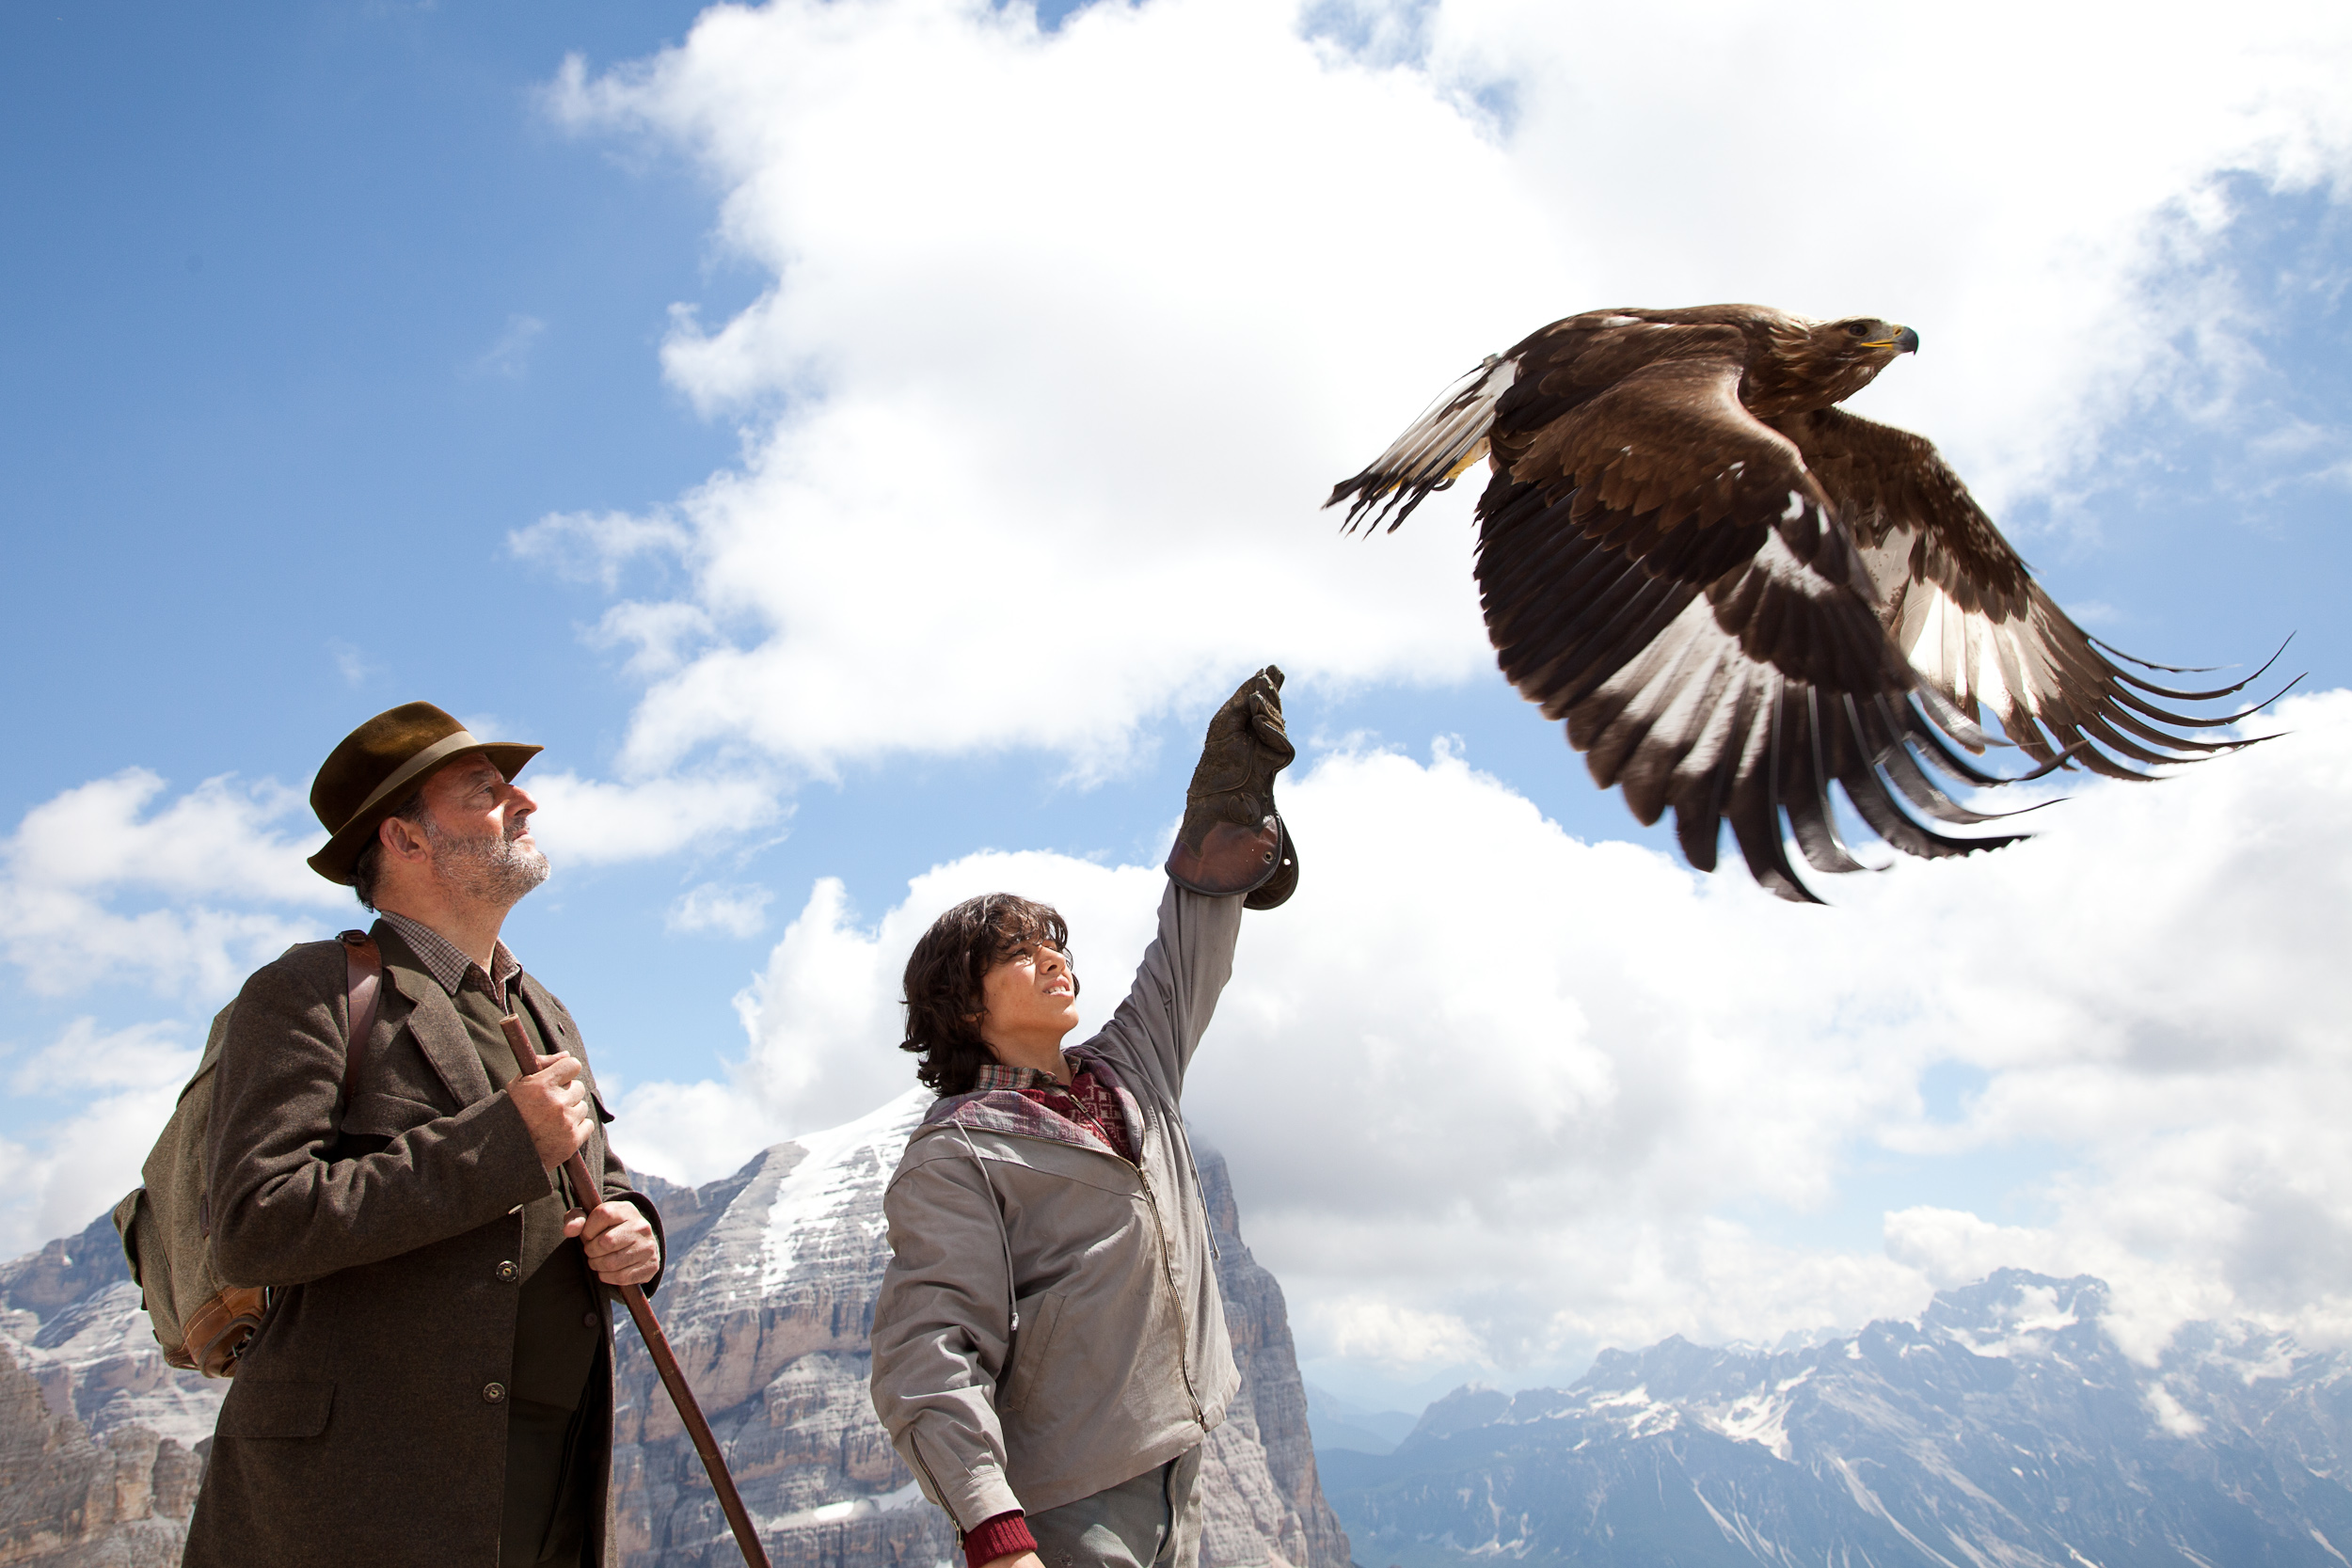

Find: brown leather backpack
<box><xmin>111</xmin><ymin>930</ymin><xmax>382</xmax><ymax>1376</ymax></box>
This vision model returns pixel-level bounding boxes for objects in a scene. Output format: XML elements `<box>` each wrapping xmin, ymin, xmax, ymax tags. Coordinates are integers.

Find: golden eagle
<box><xmin>1328</xmin><ymin>305</ymin><xmax>2288</xmax><ymax>902</ymax></box>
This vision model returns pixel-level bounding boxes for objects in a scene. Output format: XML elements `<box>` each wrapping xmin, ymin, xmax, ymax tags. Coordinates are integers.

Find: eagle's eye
<box><xmin>1845</xmin><ymin>322</ymin><xmax>1872</xmax><ymax>338</ymax></box>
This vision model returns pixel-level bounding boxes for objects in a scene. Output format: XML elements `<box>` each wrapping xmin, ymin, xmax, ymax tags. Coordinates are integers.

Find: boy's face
<box><xmin>978</xmin><ymin>936</ymin><xmax>1081</xmax><ymax>1055</ymax></box>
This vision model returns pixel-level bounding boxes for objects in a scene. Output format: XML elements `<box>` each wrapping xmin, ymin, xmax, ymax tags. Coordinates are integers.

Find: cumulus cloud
<box><xmin>0</xmin><ymin>769</ymin><xmax>343</xmax><ymax>1000</ymax></box>
<box><xmin>520</xmin><ymin>769</ymin><xmax>787</xmax><ymax>865</ymax></box>
<box><xmin>666</xmin><ymin>880</ymin><xmax>774</xmax><ymax>938</ymax></box>
<box><xmin>599</xmin><ymin>1075</ymin><xmax>793</xmax><ymax>1196</ymax></box>
<box><xmin>0</xmin><ymin>1018</ymin><xmax>200</xmax><ymax>1257</ymax></box>
<box><xmin>0</xmin><ymin>758</ymin><xmax>780</xmax><ymax>1006</ymax></box>
<box><xmin>530</xmin><ymin>0</ymin><xmax>2352</xmax><ymax>786</ymax></box>
<box><xmin>508</xmin><ymin>508</ymin><xmax>694</xmax><ymax>594</ymax></box>
<box><xmin>1311</xmin><ymin>1298</ymin><xmax>1489</xmax><ymax>1373</ymax></box>
<box><xmin>626</xmin><ymin>689</ymin><xmax>2352</xmax><ymax>1378</ymax></box>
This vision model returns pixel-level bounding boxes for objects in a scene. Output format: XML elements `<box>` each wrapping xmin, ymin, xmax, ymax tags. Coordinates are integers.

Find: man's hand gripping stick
<box><xmin>497</xmin><ymin>1014</ymin><xmax>771</xmax><ymax>1568</ymax></box>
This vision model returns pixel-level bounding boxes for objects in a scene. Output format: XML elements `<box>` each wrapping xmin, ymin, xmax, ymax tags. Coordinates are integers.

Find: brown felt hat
<box><xmin>308</xmin><ymin>702</ymin><xmax>542</xmax><ymax>885</ymax></box>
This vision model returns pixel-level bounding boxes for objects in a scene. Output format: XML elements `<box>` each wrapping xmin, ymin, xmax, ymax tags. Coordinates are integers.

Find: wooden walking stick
<box><xmin>501</xmin><ymin>1015</ymin><xmax>771</xmax><ymax>1568</ymax></box>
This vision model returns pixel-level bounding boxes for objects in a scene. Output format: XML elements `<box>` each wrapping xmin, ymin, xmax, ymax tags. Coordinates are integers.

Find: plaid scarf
<box><xmin>971</xmin><ymin>1057</ymin><xmax>1135</xmax><ymax>1164</ymax></box>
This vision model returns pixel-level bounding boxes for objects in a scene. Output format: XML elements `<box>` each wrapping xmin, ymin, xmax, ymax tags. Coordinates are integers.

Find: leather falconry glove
<box><xmin>1166</xmin><ymin>666</ymin><xmax>1299</xmax><ymax>910</ymax></box>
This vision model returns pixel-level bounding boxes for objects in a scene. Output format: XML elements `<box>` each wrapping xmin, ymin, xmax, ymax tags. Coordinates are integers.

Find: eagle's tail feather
<box><xmin>1326</xmin><ymin>355</ymin><xmax>1516</xmax><ymax>534</ymax></box>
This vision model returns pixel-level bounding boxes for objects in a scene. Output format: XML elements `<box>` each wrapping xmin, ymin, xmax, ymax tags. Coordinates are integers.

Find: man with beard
<box><xmin>186</xmin><ymin>702</ymin><xmax>661</xmax><ymax>1568</ymax></box>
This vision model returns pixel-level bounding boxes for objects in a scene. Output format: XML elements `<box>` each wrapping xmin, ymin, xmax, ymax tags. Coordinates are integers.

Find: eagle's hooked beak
<box><xmin>1862</xmin><ymin>325</ymin><xmax>1921</xmax><ymax>355</ymax></box>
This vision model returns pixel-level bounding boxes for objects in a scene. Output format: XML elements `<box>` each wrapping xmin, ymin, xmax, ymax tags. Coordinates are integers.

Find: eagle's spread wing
<box><xmin>1330</xmin><ymin>305</ymin><xmax>2290</xmax><ymax>901</ymax></box>
<box><xmin>1783</xmin><ymin>407</ymin><xmax>2285</xmax><ymax>780</ymax></box>
<box><xmin>1470</xmin><ymin>323</ymin><xmax>2026</xmax><ymax>901</ymax></box>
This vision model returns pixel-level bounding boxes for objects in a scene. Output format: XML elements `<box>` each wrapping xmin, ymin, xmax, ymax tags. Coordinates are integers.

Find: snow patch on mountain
<box><xmin>1325</xmin><ymin>1269</ymin><xmax>2352</xmax><ymax>1568</ymax></box>
<box><xmin>756</xmin><ymin>1088</ymin><xmax>927</xmax><ymax>1291</ymax></box>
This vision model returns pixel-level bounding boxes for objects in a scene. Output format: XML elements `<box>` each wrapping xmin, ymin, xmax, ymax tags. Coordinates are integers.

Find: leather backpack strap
<box><xmin>337</xmin><ymin>929</ymin><xmax>384</xmax><ymax>1111</ymax></box>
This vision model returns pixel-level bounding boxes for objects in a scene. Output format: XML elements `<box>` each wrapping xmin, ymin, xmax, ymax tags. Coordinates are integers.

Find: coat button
<box><xmin>582</xmin><ymin>1311</ymin><xmax>601</xmax><ymax>1329</ymax></box>
<box><xmin>483</xmin><ymin>1382</ymin><xmax>507</xmax><ymax>1404</ymax></box>
<box><xmin>496</xmin><ymin>1260</ymin><xmax>518</xmax><ymax>1282</ymax></box>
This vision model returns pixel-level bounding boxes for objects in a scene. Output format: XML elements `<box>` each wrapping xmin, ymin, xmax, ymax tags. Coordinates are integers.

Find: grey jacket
<box><xmin>869</xmin><ymin>883</ymin><xmax>1245</xmax><ymax>1528</ymax></box>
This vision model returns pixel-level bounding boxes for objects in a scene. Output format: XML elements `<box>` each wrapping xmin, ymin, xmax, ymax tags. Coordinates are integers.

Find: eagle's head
<box><xmin>1749</xmin><ymin>314</ymin><xmax>1920</xmax><ymax>415</ymax></box>
<box><xmin>1827</xmin><ymin>316</ymin><xmax>1919</xmax><ymax>357</ymax></box>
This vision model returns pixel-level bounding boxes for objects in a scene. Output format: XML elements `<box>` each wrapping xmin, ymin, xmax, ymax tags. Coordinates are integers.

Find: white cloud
<box><xmin>508</xmin><ymin>509</ymin><xmax>694</xmax><ymax>594</ymax></box>
<box><xmin>0</xmin><ymin>760</ymin><xmax>780</xmax><ymax>1005</ymax></box>
<box><xmin>530</xmin><ymin>0</ymin><xmax>2352</xmax><ymax>785</ymax></box>
<box><xmin>0</xmin><ymin>1019</ymin><xmax>200</xmax><ymax>1258</ymax></box>
<box><xmin>600</xmin><ymin>1076</ymin><xmax>789</xmax><ymax>1196</ymax></box>
<box><xmin>328</xmin><ymin>639</ymin><xmax>379</xmax><ymax>687</ymax></box>
<box><xmin>629</xmin><ymin>688</ymin><xmax>2352</xmax><ymax>1378</ymax></box>
<box><xmin>522</xmin><ymin>769</ymin><xmax>787</xmax><ymax>865</ymax></box>
<box><xmin>666</xmin><ymin>880</ymin><xmax>774</xmax><ymax>938</ymax></box>
<box><xmin>1311</xmin><ymin>1297</ymin><xmax>1488</xmax><ymax>1373</ymax></box>
<box><xmin>6</xmin><ymin>768</ymin><xmax>328</xmax><ymax>903</ymax></box>
<box><xmin>469</xmin><ymin>312</ymin><xmax>547</xmax><ymax>379</ymax></box>
<box><xmin>0</xmin><ymin>769</ymin><xmax>342</xmax><ymax>1000</ymax></box>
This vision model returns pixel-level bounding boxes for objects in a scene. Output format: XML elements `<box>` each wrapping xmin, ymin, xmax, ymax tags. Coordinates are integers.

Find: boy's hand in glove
<box><xmin>1165</xmin><ymin>665</ymin><xmax>1299</xmax><ymax>909</ymax></box>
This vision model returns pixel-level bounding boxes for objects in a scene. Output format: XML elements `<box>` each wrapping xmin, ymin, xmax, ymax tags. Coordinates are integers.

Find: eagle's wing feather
<box><xmin>1476</xmin><ymin>346</ymin><xmax>2025</xmax><ymax>901</ymax></box>
<box><xmin>1783</xmin><ymin>407</ymin><xmax>2281</xmax><ymax>780</ymax></box>
<box><xmin>1327</xmin><ymin>356</ymin><xmax>1517</xmax><ymax>533</ymax></box>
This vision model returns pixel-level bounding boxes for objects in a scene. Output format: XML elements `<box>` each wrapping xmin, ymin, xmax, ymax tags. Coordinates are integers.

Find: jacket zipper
<box><xmin>905</xmin><ymin>1433</ymin><xmax>959</xmax><ymax>1528</ymax></box>
<box><xmin>1131</xmin><ymin>1101</ymin><xmax>1203</xmax><ymax>1423</ymax></box>
<box><xmin>938</xmin><ymin>1082</ymin><xmax>1211</xmax><ymax>1425</ymax></box>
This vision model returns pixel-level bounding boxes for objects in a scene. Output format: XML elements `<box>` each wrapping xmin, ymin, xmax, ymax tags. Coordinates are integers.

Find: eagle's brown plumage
<box><xmin>1328</xmin><ymin>304</ymin><xmax>2289</xmax><ymax>902</ymax></box>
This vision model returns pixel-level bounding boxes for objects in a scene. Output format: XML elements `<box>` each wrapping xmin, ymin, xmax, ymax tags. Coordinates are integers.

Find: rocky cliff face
<box><xmin>0</xmin><ymin>1215</ymin><xmax>215</xmax><ymax>1566</ymax></box>
<box><xmin>1323</xmin><ymin>1269</ymin><xmax>2352</xmax><ymax>1568</ymax></box>
<box><xmin>611</xmin><ymin>1092</ymin><xmax>947</xmax><ymax>1568</ymax></box>
<box><xmin>1193</xmin><ymin>1147</ymin><xmax>1353</xmax><ymax>1568</ymax></box>
<box><xmin>0</xmin><ymin>1096</ymin><xmax>1347</xmax><ymax>1568</ymax></box>
<box><xmin>609</xmin><ymin>1089</ymin><xmax>1354</xmax><ymax>1568</ymax></box>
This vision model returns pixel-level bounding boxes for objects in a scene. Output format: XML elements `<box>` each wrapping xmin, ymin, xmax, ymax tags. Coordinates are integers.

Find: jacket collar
<box><xmin>917</xmin><ymin>1043</ymin><xmax>1152</xmax><ymax>1164</ymax></box>
<box><xmin>371</xmin><ymin>921</ymin><xmax>495</xmax><ymax>1106</ymax></box>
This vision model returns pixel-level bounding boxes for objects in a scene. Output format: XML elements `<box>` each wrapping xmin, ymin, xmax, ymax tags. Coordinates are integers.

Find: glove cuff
<box><xmin>1244</xmin><ymin>819</ymin><xmax>1297</xmax><ymax>911</ymax></box>
<box><xmin>1167</xmin><ymin>816</ymin><xmax>1285</xmax><ymax>898</ymax></box>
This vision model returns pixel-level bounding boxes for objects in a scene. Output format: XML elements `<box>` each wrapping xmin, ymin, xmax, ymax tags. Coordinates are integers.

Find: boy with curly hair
<box><xmin>870</xmin><ymin>668</ymin><xmax>1298</xmax><ymax>1568</ymax></box>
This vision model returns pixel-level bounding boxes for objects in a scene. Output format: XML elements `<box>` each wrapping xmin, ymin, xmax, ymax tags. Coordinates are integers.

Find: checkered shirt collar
<box><xmin>377</xmin><ymin>910</ymin><xmax>523</xmax><ymax>999</ymax></box>
<box><xmin>971</xmin><ymin>1056</ymin><xmax>1072</xmax><ymax>1093</ymax></box>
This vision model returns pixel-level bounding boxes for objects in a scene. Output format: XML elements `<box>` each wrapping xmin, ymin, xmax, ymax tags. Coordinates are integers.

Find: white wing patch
<box><xmin>1587</xmin><ymin>595</ymin><xmax>1774</xmax><ymax>795</ymax></box>
<box><xmin>1335</xmin><ymin>355</ymin><xmax>1518</xmax><ymax>528</ymax></box>
<box><xmin>1891</xmin><ymin>578</ymin><xmax>2046</xmax><ymax>730</ymax></box>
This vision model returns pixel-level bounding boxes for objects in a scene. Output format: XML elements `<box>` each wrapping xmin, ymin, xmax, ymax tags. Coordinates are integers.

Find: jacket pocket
<box><xmin>339</xmin><ymin>1090</ymin><xmax>446</xmax><ymax>1141</ymax></box>
<box><xmin>219</xmin><ymin>1378</ymin><xmax>334</xmax><ymax>1440</ymax></box>
<box><xmin>997</xmin><ymin>1291</ymin><xmax>1066</xmax><ymax>1414</ymax></box>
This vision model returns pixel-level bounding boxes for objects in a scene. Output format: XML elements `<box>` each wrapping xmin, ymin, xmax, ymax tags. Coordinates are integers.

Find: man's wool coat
<box><xmin>182</xmin><ymin>925</ymin><xmax>660</xmax><ymax>1568</ymax></box>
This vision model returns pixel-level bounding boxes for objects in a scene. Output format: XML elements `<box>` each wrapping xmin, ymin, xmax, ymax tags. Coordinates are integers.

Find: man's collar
<box><xmin>375</xmin><ymin>910</ymin><xmax>521</xmax><ymax>998</ymax></box>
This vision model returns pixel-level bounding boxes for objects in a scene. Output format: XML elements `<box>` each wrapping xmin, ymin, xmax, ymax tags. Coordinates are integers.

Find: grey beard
<box><xmin>424</xmin><ymin>816</ymin><xmax>550</xmax><ymax>906</ymax></box>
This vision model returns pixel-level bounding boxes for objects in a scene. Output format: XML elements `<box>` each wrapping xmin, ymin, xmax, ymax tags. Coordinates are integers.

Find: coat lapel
<box><xmin>380</xmin><ymin>962</ymin><xmax>495</xmax><ymax>1106</ymax></box>
<box><xmin>514</xmin><ymin>974</ymin><xmax>607</xmax><ymax>1187</ymax></box>
<box><xmin>516</xmin><ymin>974</ymin><xmax>574</xmax><ymax>1052</ymax></box>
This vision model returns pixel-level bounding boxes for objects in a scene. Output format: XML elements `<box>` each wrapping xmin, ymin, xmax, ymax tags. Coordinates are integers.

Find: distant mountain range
<box><xmin>19</xmin><ymin>1114</ymin><xmax>2352</xmax><ymax>1568</ymax></box>
<box><xmin>1321</xmin><ymin>1270</ymin><xmax>2352</xmax><ymax>1568</ymax></box>
<box><xmin>1306</xmin><ymin>1386</ymin><xmax>1421</xmax><ymax>1457</ymax></box>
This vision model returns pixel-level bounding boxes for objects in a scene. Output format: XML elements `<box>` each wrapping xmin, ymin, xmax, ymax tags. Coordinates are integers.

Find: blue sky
<box><xmin>5</xmin><ymin>0</ymin><xmax>2350</xmax><ymax>1407</ymax></box>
